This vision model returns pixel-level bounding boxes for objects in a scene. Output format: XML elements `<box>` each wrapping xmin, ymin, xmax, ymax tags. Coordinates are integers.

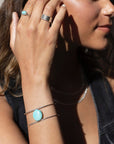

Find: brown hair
<box><xmin>80</xmin><ymin>34</ymin><xmax>114</xmax><ymax>78</ymax></box>
<box><xmin>0</xmin><ymin>0</ymin><xmax>27</xmax><ymax>94</ymax></box>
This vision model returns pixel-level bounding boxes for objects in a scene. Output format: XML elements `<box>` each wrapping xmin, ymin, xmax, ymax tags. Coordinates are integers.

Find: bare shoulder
<box><xmin>0</xmin><ymin>91</ymin><xmax>13</xmax><ymax>119</ymax></box>
<box><xmin>0</xmin><ymin>87</ymin><xmax>27</xmax><ymax>144</ymax></box>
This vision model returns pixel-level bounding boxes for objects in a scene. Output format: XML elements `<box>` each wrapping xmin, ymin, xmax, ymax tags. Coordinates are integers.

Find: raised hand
<box><xmin>10</xmin><ymin>0</ymin><xmax>66</xmax><ymax>82</ymax></box>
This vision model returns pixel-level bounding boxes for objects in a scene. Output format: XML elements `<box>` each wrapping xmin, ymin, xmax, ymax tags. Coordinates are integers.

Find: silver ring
<box><xmin>21</xmin><ymin>10</ymin><xmax>30</xmax><ymax>16</ymax></box>
<box><xmin>41</xmin><ymin>14</ymin><xmax>52</xmax><ymax>23</ymax></box>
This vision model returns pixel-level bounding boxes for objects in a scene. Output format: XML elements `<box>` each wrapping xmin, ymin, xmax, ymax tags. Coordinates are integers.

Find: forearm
<box><xmin>22</xmin><ymin>79</ymin><xmax>63</xmax><ymax>144</ymax></box>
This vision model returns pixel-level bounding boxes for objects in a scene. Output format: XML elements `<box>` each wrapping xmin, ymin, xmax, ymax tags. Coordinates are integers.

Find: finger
<box><xmin>39</xmin><ymin>0</ymin><xmax>60</xmax><ymax>30</ymax></box>
<box><xmin>10</xmin><ymin>12</ymin><xmax>19</xmax><ymax>52</ymax></box>
<box><xmin>29</xmin><ymin>0</ymin><xmax>49</xmax><ymax>26</ymax></box>
<box><xmin>50</xmin><ymin>4</ymin><xmax>66</xmax><ymax>36</ymax></box>
<box><xmin>19</xmin><ymin>0</ymin><xmax>36</xmax><ymax>24</ymax></box>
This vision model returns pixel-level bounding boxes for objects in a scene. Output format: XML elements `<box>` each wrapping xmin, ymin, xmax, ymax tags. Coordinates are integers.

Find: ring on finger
<box><xmin>21</xmin><ymin>10</ymin><xmax>30</xmax><ymax>16</ymax></box>
<box><xmin>41</xmin><ymin>14</ymin><xmax>52</xmax><ymax>23</ymax></box>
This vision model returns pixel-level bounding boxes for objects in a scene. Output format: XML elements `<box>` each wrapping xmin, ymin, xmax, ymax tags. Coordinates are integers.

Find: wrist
<box><xmin>20</xmin><ymin>67</ymin><xmax>50</xmax><ymax>84</ymax></box>
<box><xmin>21</xmin><ymin>76</ymin><xmax>50</xmax><ymax>100</ymax></box>
<box><xmin>22</xmin><ymin>81</ymin><xmax>54</xmax><ymax>113</ymax></box>
<box><xmin>22</xmin><ymin>74</ymin><xmax>48</xmax><ymax>89</ymax></box>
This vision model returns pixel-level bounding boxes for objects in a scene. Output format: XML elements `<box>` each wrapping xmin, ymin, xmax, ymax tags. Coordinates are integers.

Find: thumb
<box><xmin>10</xmin><ymin>12</ymin><xmax>19</xmax><ymax>52</ymax></box>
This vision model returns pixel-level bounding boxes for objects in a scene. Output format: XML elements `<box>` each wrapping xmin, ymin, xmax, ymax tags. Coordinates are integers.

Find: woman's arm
<box><xmin>10</xmin><ymin>0</ymin><xmax>66</xmax><ymax>143</ymax></box>
<box><xmin>22</xmin><ymin>80</ymin><xmax>63</xmax><ymax>144</ymax></box>
<box><xmin>0</xmin><ymin>95</ymin><xmax>27</xmax><ymax>144</ymax></box>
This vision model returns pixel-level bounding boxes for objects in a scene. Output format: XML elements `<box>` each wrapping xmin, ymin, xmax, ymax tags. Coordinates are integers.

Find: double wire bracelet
<box><xmin>24</xmin><ymin>103</ymin><xmax>57</xmax><ymax>126</ymax></box>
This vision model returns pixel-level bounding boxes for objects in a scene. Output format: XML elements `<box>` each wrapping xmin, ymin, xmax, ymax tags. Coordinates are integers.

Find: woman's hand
<box><xmin>10</xmin><ymin>2</ymin><xmax>66</xmax><ymax>143</ymax></box>
<box><xmin>10</xmin><ymin>0</ymin><xmax>66</xmax><ymax>82</ymax></box>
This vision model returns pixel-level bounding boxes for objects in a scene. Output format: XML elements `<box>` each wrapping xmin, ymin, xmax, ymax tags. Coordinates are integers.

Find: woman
<box><xmin>0</xmin><ymin>0</ymin><xmax>113</xmax><ymax>143</ymax></box>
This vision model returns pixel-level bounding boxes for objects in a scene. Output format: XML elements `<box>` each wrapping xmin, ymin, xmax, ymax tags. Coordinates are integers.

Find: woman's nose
<box><xmin>102</xmin><ymin>1</ymin><xmax>114</xmax><ymax>18</ymax></box>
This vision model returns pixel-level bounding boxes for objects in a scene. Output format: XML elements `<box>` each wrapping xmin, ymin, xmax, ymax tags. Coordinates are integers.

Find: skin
<box><xmin>62</xmin><ymin>0</ymin><xmax>114</xmax><ymax>49</ymax></box>
<box><xmin>0</xmin><ymin>0</ymin><xmax>113</xmax><ymax>143</ymax></box>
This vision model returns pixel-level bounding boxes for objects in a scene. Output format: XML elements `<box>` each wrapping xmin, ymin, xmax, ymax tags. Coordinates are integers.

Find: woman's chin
<box><xmin>84</xmin><ymin>39</ymin><xmax>109</xmax><ymax>50</ymax></box>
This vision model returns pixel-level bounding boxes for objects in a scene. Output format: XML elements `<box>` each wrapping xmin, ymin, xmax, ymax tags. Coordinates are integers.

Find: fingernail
<box><xmin>62</xmin><ymin>4</ymin><xmax>66</xmax><ymax>7</ymax></box>
<box><xmin>12</xmin><ymin>12</ymin><xmax>15</xmax><ymax>20</ymax></box>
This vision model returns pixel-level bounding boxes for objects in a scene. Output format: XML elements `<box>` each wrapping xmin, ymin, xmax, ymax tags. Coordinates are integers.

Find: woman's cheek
<box><xmin>64</xmin><ymin>0</ymin><xmax>100</xmax><ymax>24</ymax></box>
<box><xmin>65</xmin><ymin>0</ymin><xmax>82</xmax><ymax>15</ymax></box>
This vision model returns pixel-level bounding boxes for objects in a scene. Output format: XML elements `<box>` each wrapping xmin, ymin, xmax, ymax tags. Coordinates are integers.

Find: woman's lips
<box><xmin>96</xmin><ymin>25</ymin><xmax>111</xmax><ymax>33</ymax></box>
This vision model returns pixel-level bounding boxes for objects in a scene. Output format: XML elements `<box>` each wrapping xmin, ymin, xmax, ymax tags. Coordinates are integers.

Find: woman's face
<box><xmin>63</xmin><ymin>0</ymin><xmax>114</xmax><ymax>49</ymax></box>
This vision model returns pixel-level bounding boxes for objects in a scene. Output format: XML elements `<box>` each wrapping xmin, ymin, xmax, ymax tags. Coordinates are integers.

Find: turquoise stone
<box><xmin>33</xmin><ymin>109</ymin><xmax>43</xmax><ymax>121</ymax></box>
<box><xmin>21</xmin><ymin>11</ymin><xmax>28</xmax><ymax>15</ymax></box>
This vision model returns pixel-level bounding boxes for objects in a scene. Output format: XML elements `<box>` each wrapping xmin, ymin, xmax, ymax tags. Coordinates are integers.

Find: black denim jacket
<box><xmin>90</xmin><ymin>74</ymin><xmax>114</xmax><ymax>144</ymax></box>
<box><xmin>4</xmin><ymin>73</ymin><xmax>114</xmax><ymax>144</ymax></box>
